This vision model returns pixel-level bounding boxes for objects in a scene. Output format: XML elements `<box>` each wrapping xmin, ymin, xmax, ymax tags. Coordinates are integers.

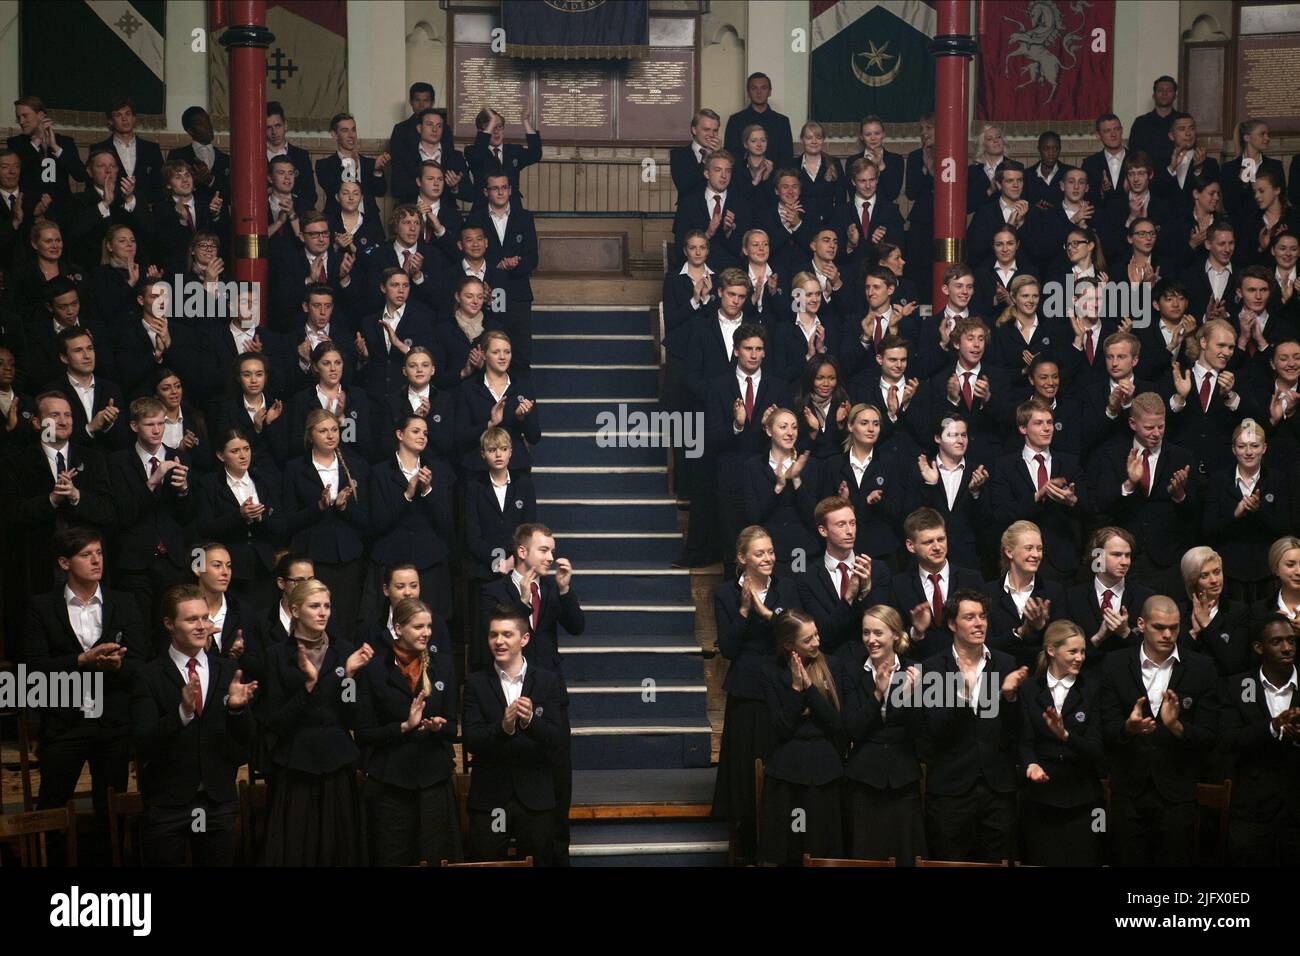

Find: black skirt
<box><xmin>759</xmin><ymin>776</ymin><xmax>844</xmax><ymax>866</ymax></box>
<box><xmin>263</xmin><ymin>766</ymin><xmax>361</xmax><ymax>866</ymax></box>
<box><xmin>365</xmin><ymin>777</ymin><xmax>464</xmax><ymax>867</ymax></box>
<box><xmin>1019</xmin><ymin>799</ymin><xmax>1102</xmax><ymax>867</ymax></box>
<box><xmin>711</xmin><ymin>694</ymin><xmax>774</xmax><ymax>821</ymax></box>
<box><xmin>848</xmin><ymin>780</ymin><xmax>926</xmax><ymax>865</ymax></box>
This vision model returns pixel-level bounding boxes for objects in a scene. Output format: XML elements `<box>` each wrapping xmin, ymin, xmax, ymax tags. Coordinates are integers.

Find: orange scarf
<box><xmin>393</xmin><ymin>644</ymin><xmax>423</xmax><ymax>693</ymax></box>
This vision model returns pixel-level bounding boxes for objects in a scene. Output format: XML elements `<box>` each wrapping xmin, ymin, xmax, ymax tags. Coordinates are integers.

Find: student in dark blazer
<box><xmin>972</xmin><ymin>228</ymin><xmax>1035</xmax><ymax>324</ymax></box>
<box><xmin>1135</xmin><ymin>278</ymin><xmax>1197</xmax><ymax>383</ymax></box>
<box><xmin>131</xmin><ymin>583</ymin><xmax>256</xmax><ymax>866</ymax></box>
<box><xmin>357</xmin><ymin>206</ymin><xmax>442</xmax><ymax>317</ymax></box>
<box><xmin>914</xmin><ymin>415</ymin><xmax>990</xmax><ymax>574</ymax></box>
<box><xmin>669</xmin><ymin>109</ymin><xmax>720</xmax><ymax>210</ymax></box>
<box><xmin>258</xmin><ymin>578</ymin><xmax>374</xmax><ymax>865</ymax></box>
<box><xmin>367</xmin><ymin>416</ymin><xmax>454</xmax><ymax>621</ymax></box>
<box><xmin>287</xmin><ymin>342</ymin><xmax>377</xmax><ymax>465</ymax></box>
<box><xmin>356</xmin><ymin>597</ymin><xmax>461</xmax><ymax>866</ymax></box>
<box><xmin>987</xmin><ymin>278</ymin><xmax>1071</xmax><ymax>388</ymax></box>
<box><xmin>265</xmin><ymin>102</ymin><xmax>318</xmax><ymax>214</ymax></box>
<box><xmin>672</xmin><ymin>151</ymin><xmax>751</xmax><ymax>272</ymax></box>
<box><xmin>454</xmin><ymin>330</ymin><xmax>540</xmax><ymax>473</ymax></box>
<box><xmin>65</xmin><ymin>148</ymin><xmax>149</xmax><ymax>273</ymax></box>
<box><xmin>210</xmin><ymin>353</ymin><xmax>289</xmax><ymax>468</ymax></box>
<box><xmin>759</xmin><ymin>609</ymin><xmax>848</xmax><ymax>865</ymax></box>
<box><xmin>1162</xmin><ymin>319</ymin><xmax>1247</xmax><ymax>477</ymax></box>
<box><xmin>793</xmin><ymin>122</ymin><xmax>845</xmax><ymax>230</ymax></box>
<box><xmin>1202</xmin><ymin>421</ymin><xmax>1290</xmax><ymax>603</ymax></box>
<box><xmin>328</xmin><ymin>180</ymin><xmax>387</xmax><ymax>264</ymax></box>
<box><xmin>756</xmin><ymin>171</ymin><xmax>821</xmax><ymax>282</ymax></box>
<box><xmin>724</xmin><ymin>75</ymin><xmax>795</xmax><ymax>170</ymax></box>
<box><xmin>967</xmin><ymin>126</ymin><xmax>1008</xmax><ymax>212</ymax></box>
<box><xmin>1218</xmin><ymin>614</ymin><xmax>1300</xmax><ymax>865</ymax></box>
<box><xmin>927</xmin><ymin>317</ymin><xmax>1014</xmax><ymax>463</ymax></box>
<box><xmin>266</xmin><ymin>212</ymin><xmax>361</xmax><ymax>331</ymax></box>
<box><xmin>462</xmin><ymin>604</ymin><xmax>567</xmax><ymax>864</ymax></box>
<box><xmin>195</xmin><ymin>428</ymin><xmax>286</xmax><ymax>608</ymax></box>
<box><xmin>389</xmin><ymin>109</ymin><xmax>470</xmax><ymax>205</ymax></box>
<box><xmin>190</xmin><ymin>541</ymin><xmax>261</xmax><ymax>667</ymax></box>
<box><xmin>245</xmin><ymin>552</ymin><xmax>314</xmax><ymax>687</ymax></box>
<box><xmin>355</xmin><ymin>267</ymin><xmax>438</xmax><ymax>408</ymax></box>
<box><xmin>386</xmin><ymin>83</ymin><xmax>449</xmax><ymax>165</ymax></box>
<box><xmin>381</xmin><ymin>346</ymin><xmax>455</xmax><ymax>461</ymax></box>
<box><xmin>1152</xmin><ymin>113</ymin><xmax>1221</xmax><ymax>213</ymax></box>
<box><xmin>408</xmin><ymin>159</ymin><xmax>466</xmax><ymax>265</ymax></box>
<box><xmin>797</xmin><ymin>496</ymin><xmax>887</xmax><ymax>654</ymax></box>
<box><xmin>109</xmin><ymin>398</ymin><xmax>198</xmax><ymax>649</ymax></box>
<box><xmin>1177</xmin><ymin>547</ymin><xmax>1251</xmax><ymax>678</ymax></box>
<box><xmin>463</xmin><ymin>427</ymin><xmax>538</xmax><ymax>581</ymax></box>
<box><xmin>0</xmin><ymin>392</ymin><xmax>116</xmax><ymax>602</ymax></box>
<box><xmin>315</xmin><ymin>114</ymin><xmax>388</xmax><ymax>222</ymax></box>
<box><xmin>742</xmin><ymin>409</ymin><xmax>820</xmax><ymax>572</ymax></box>
<box><xmin>281</xmin><ymin>409</ymin><xmax>371</xmax><ymax>646</ymax></box>
<box><xmin>982</xmin><ymin>521</ymin><xmax>1067</xmax><ymax>670</ymax></box>
<box><xmin>1100</xmin><ymin>594</ymin><xmax>1220</xmax><ymax>866</ymax></box>
<box><xmin>111</xmin><ymin>280</ymin><xmax>204</xmax><ymax>402</ymax></box>
<box><xmin>148</xmin><ymin>161</ymin><xmax>224</xmax><ymax>276</ymax></box>
<box><xmin>832</xmin><ymin>268</ymin><xmax>917</xmax><ymax>384</ymax></box>
<box><xmin>91</xmin><ymin>99</ymin><xmax>166</xmax><ymax>207</ymax></box>
<box><xmin>1066</xmin><ymin>526</ymin><xmax>1152</xmax><ymax>670</ymax></box>
<box><xmin>25</xmin><ymin>528</ymin><xmax>148</xmax><ymax>851</ymax></box>
<box><xmin>768</xmin><ymin>272</ymin><xmax>842</xmax><ymax>387</ymax></box>
<box><xmin>702</xmin><ymin>321</ymin><xmax>792</xmax><ymax>572</ymax></box>
<box><xmin>476</xmin><ymin>523</ymin><xmax>582</xmax><ymax>864</ymax></box>
<box><xmin>987</xmin><ymin>398</ymin><xmax>1088</xmax><ymax>581</ymax></box>
<box><xmin>711</xmin><ymin>526</ymin><xmax>801</xmax><ymax>865</ymax></box>
<box><xmin>1087</xmin><ymin>393</ymin><xmax>1198</xmax><ymax>594</ymax></box>
<box><xmin>791</xmin><ymin>355</ymin><xmax>852</xmax><ymax>462</ymax></box>
<box><xmin>920</xmin><ymin>588</ymin><xmax>1027</xmax><ymax>863</ymax></box>
<box><xmin>965</xmin><ymin>161</ymin><xmax>1031</xmax><ymax>270</ymax></box>
<box><xmin>431</xmin><ymin>276</ymin><xmax>505</xmax><ymax>393</ymax></box>
<box><xmin>1023</xmin><ymin>131</ymin><xmax>1073</xmax><ymax>209</ymax></box>
<box><xmin>8</xmin><ymin>95</ymin><xmax>87</xmax><ymax>222</ymax></box>
<box><xmin>820</xmin><ymin>403</ymin><xmax>910</xmax><ymax>566</ymax></box>
<box><xmin>1220</xmin><ymin>120</ymin><xmax>1286</xmax><ymax>218</ymax></box>
<box><xmin>842</xmin><ymin>604</ymin><xmax>925</xmax><ymax>863</ymax></box>
<box><xmin>1248</xmin><ymin>537</ymin><xmax>1300</xmax><ymax>658</ymax></box>
<box><xmin>831</xmin><ymin>158</ymin><xmax>904</xmax><ymax>272</ymax></box>
<box><xmin>886</xmin><ymin>507</ymin><xmax>984</xmax><ymax>660</ymax></box>
<box><xmin>1018</xmin><ymin>620</ymin><xmax>1106</xmax><ymax>866</ymax></box>
<box><xmin>1155</xmin><ymin>175</ymin><xmax>1224</xmax><ymax>278</ymax></box>
<box><xmin>468</xmin><ymin>178</ymin><xmax>539</xmax><ymax>368</ymax></box>
<box><xmin>169</xmin><ymin>107</ymin><xmax>231</xmax><ymax>199</ymax></box>
<box><xmin>464</xmin><ymin>106</ymin><xmax>542</xmax><ymax>209</ymax></box>
<box><xmin>1232</xmin><ymin>168</ymin><xmax>1299</xmax><ymax>270</ymax></box>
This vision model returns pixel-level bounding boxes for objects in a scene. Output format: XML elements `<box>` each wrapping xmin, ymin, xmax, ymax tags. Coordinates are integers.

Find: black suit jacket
<box><xmin>981</xmin><ymin>576</ymin><xmax>1067</xmax><ymax>669</ymax></box>
<box><xmin>368</xmin><ymin>456</ymin><xmax>454</xmax><ymax>568</ymax></box>
<box><xmin>46</xmin><ymin>374</ymin><xmax>130</xmax><ymax>454</ymax></box>
<box><xmin>194</xmin><ymin>468</ymin><xmax>286</xmax><ymax>580</ymax></box>
<box><xmin>1023</xmin><ymin>162</ymin><xmax>1074</xmax><ymax>208</ymax></box>
<box><xmin>1153</xmin><ymin>156</ymin><xmax>1221</xmax><ymax>213</ymax></box>
<box><xmin>885</xmin><ymin>564</ymin><xmax>984</xmax><ymax>658</ymax></box>
<box><xmin>281</xmin><ymin>451</ymin><xmax>370</xmax><ymax>563</ymax></box>
<box><xmin>714</xmin><ymin>576</ymin><xmax>801</xmax><ymax>700</ymax></box>
<box><xmin>669</xmin><ymin>143</ymin><xmax>708</xmax><ymax>209</ymax></box>
<box><xmin>672</xmin><ymin>190</ymin><xmax>751</xmax><ymax>271</ymax></box>
<box><xmin>108</xmin><ymin>445</ymin><xmax>196</xmax><ymax>572</ymax></box>
<box><xmin>5</xmin><ymin>132</ymin><xmax>86</xmax><ymax>221</ymax></box>
<box><xmin>389</xmin><ymin>143</ymin><xmax>469</xmax><ymax>205</ymax></box>
<box><xmin>965</xmin><ymin>201</ymin><xmax>1028</xmax><ymax>270</ymax></box>
<box><xmin>819</xmin><ymin>449</ymin><xmax>910</xmax><ymax>561</ymax></box>
<box><xmin>24</xmin><ymin>586</ymin><xmax>147</xmax><ymax>734</ymax></box>
<box><xmin>258</xmin><ymin>636</ymin><xmax>360</xmax><ymax>774</ymax></box>
<box><xmin>285</xmin><ymin>386</ymin><xmax>377</xmax><ymax>464</ymax></box>
<box><xmin>761</xmin><ymin>656</ymin><xmax>847</xmax><ymax>786</ymax></box>
<box><xmin>463</xmin><ymin>471</ymin><xmax>537</xmax><ymax>580</ymax></box>
<box><xmin>724</xmin><ymin>106</ymin><xmax>795</xmax><ymax>171</ymax></box>
<box><xmin>919</xmin><ymin>645</ymin><xmax>1021</xmax><ymax>794</ymax></box>
<box><xmin>987</xmin><ymin>448</ymin><xmax>1088</xmax><ymax>576</ymax></box>
<box><xmin>381</xmin><ymin>381</ymin><xmax>455</xmax><ymax>460</ymax></box>
<box><xmin>130</xmin><ymin>651</ymin><xmax>252</xmax><ymax>806</ymax></box>
<box><xmin>1202</xmin><ymin>465</ymin><xmax>1290</xmax><ymax>582</ymax></box>
<box><xmin>466</xmin><ymin>205</ymin><xmax>538</xmax><ymax>306</ymax></box>
<box><xmin>148</xmin><ymin>189</ymin><xmax>223</xmax><ymax>275</ymax></box>
<box><xmin>741</xmin><ymin>454</ymin><xmax>820</xmax><ymax>566</ymax></box>
<box><xmin>65</xmin><ymin>187</ymin><xmax>148</xmax><ymax>272</ymax></box>
<box><xmin>267</xmin><ymin>144</ymin><xmax>318</xmax><ymax>213</ymax></box>
<box><xmin>1100</xmin><ymin>645</ymin><xmax>1219</xmax><ymax>802</ymax></box>
<box><xmin>355</xmin><ymin>645</ymin><xmax>457</xmax><ymax>788</ymax></box>
<box><xmin>1065</xmin><ymin>578</ymin><xmax>1152</xmax><ymax>669</ymax></box>
<box><xmin>1159</xmin><ymin>365</ymin><xmax>1245</xmax><ymax>476</ymax></box>
<box><xmin>454</xmin><ymin>372</ymin><xmax>541</xmax><ymax>472</ymax></box>
<box><xmin>1018</xmin><ymin>672</ymin><xmax>1105</xmax><ymax>808</ymax></box>
<box><xmin>267</xmin><ymin>245</ymin><xmax>360</xmax><ymax>331</ymax></box>
<box><xmin>796</xmin><ymin>558</ymin><xmax>888</xmax><ymax>655</ymax></box>
<box><xmin>356</xmin><ymin>303</ymin><xmax>438</xmax><ymax>405</ymax></box>
<box><xmin>915</xmin><ymin>461</ymin><xmax>988</xmax><ymax>572</ymax></box>
<box><xmin>702</xmin><ymin>369</ymin><xmax>791</xmax><ymax>491</ymax></box>
<box><xmin>829</xmin><ymin>197</ymin><xmax>904</xmax><ymax>269</ymax></box>
<box><xmin>465</xmin><ymin>131</ymin><xmax>542</xmax><ymax>208</ymax></box>
<box><xmin>1088</xmin><ymin>438</ymin><xmax>1197</xmax><ymax>568</ymax></box>
<box><xmin>23</xmin><ymin>318</ymin><xmax>119</xmax><ymax>402</ymax></box>
<box><xmin>462</xmin><ymin>663</ymin><xmax>566</xmax><ymax>812</ymax></box>
<box><xmin>89</xmin><ymin>136</ymin><xmax>165</xmax><ymax>207</ymax></box>
<box><xmin>841</xmin><ymin>649</ymin><xmax>922</xmax><ymax>789</ymax></box>
<box><xmin>478</xmin><ymin>574</ymin><xmax>584</xmax><ymax>676</ymax></box>
<box><xmin>315</xmin><ymin>153</ymin><xmax>387</xmax><ymax>221</ymax></box>
<box><xmin>1218</xmin><ymin>668</ymin><xmax>1300</xmax><ymax>822</ymax></box>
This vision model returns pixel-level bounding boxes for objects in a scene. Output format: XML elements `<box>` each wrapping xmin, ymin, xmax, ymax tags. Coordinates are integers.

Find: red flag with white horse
<box><xmin>976</xmin><ymin>0</ymin><xmax>1114</xmax><ymax>121</ymax></box>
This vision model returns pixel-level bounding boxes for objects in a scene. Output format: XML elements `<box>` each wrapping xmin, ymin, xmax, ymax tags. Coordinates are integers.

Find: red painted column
<box><xmin>929</xmin><ymin>1</ymin><xmax>976</xmax><ymax>309</ymax></box>
<box><xmin>218</xmin><ymin>1</ymin><xmax>274</xmax><ymax>325</ymax></box>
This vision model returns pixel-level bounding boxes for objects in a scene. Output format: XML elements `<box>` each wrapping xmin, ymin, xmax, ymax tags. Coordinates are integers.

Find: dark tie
<box><xmin>1101</xmin><ymin>589</ymin><xmax>1114</xmax><ymax>613</ymax></box>
<box><xmin>961</xmin><ymin>372</ymin><xmax>973</xmax><ymax>409</ymax></box>
<box><xmin>861</xmin><ymin>201</ymin><xmax>871</xmax><ymax>239</ymax></box>
<box><xmin>493</xmin><ymin>146</ymin><xmax>502</xmax><ymax>165</ymax></box>
<box><xmin>1141</xmin><ymin>449</ymin><xmax>1152</xmax><ymax>495</ymax></box>
<box><xmin>712</xmin><ymin>195</ymin><xmax>722</xmax><ymax>219</ymax></box>
<box><xmin>182</xmin><ymin>204</ymin><xmax>194</xmax><ymax>230</ymax></box>
<box><xmin>1084</xmin><ymin>329</ymin><xmax>1095</xmax><ymax>365</ymax></box>
<box><xmin>187</xmin><ymin>658</ymin><xmax>203</xmax><ymax>718</ymax></box>
<box><xmin>529</xmin><ymin>581</ymin><xmax>541</xmax><ymax>632</ymax></box>
<box><xmin>874</xmin><ymin>315</ymin><xmax>884</xmax><ymax>348</ymax></box>
<box><xmin>837</xmin><ymin>562</ymin><xmax>850</xmax><ymax>601</ymax></box>
<box><xmin>744</xmin><ymin>375</ymin><xmax>755</xmax><ymax>423</ymax></box>
<box><xmin>402</xmin><ymin>249</ymin><xmax>412</xmax><ymax>272</ymax></box>
<box><xmin>56</xmin><ymin>451</ymin><xmax>67</xmax><ymax>475</ymax></box>
<box><xmin>149</xmin><ymin>455</ymin><xmax>160</xmax><ymax>477</ymax></box>
<box><xmin>929</xmin><ymin>572</ymin><xmax>944</xmax><ymax>627</ymax></box>
<box><xmin>1034</xmin><ymin>453</ymin><xmax>1048</xmax><ymax>491</ymax></box>
<box><xmin>1198</xmin><ymin>372</ymin><xmax>1212</xmax><ymax>413</ymax></box>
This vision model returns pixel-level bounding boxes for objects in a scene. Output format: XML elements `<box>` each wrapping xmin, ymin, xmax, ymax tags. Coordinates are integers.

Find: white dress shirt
<box><xmin>315</xmin><ymin>386</ymin><xmax>342</xmax><ymax>415</ymax></box>
<box><xmin>242</xmin><ymin>393</ymin><xmax>266</xmax><ymax>425</ymax></box>
<box><xmin>1104</xmin><ymin>148</ymin><xmax>1126</xmax><ymax>188</ymax></box>
<box><xmin>717</xmin><ymin>312</ymin><xmax>743</xmax><ymax>359</ymax></box>
<box><xmin>1172</xmin><ymin>148</ymin><xmax>1194</xmax><ymax>188</ymax></box>
<box><xmin>1047</xmin><ymin>672</ymin><xmax>1076</xmax><ymax>712</ymax></box>
<box><xmin>491</xmin><ymin>474</ymin><xmax>509</xmax><ymax>511</ymax></box>
<box><xmin>496</xmin><ymin>658</ymin><xmax>529</xmax><ymax>732</ymax></box>
<box><xmin>954</xmin><ymin>643</ymin><xmax>992</xmax><ymax>707</ymax></box>
<box><xmin>920</xmin><ymin>564</ymin><xmax>950</xmax><ymax>608</ymax></box>
<box><xmin>313</xmin><ymin>455</ymin><xmax>340</xmax><ymax>501</ymax></box>
<box><xmin>69</xmin><ymin>374</ymin><xmax>96</xmax><ymax>421</ymax></box>
<box><xmin>112</xmin><ymin>135</ymin><xmax>138</xmax><ymax>177</ymax></box>
<box><xmin>1140</xmin><ymin>644</ymin><xmax>1179</xmax><ymax>714</ymax></box>
<box><xmin>208</xmin><ymin>595</ymin><xmax>228</xmax><ymax>651</ymax></box>
<box><xmin>824</xmin><ymin>551</ymin><xmax>857</xmax><ymax>599</ymax></box>
<box><xmin>43</xmin><ymin>441</ymin><xmax>72</xmax><ymax>482</ymax></box>
<box><xmin>848</xmin><ymin>448</ymin><xmax>873</xmax><ymax>488</ymax></box>
<box><xmin>1095</xmin><ymin>577</ymin><xmax>1125</xmax><ymax>613</ymax></box>
<box><xmin>162</xmin><ymin>413</ymin><xmax>185</xmax><ymax>450</ymax></box>
<box><xmin>937</xmin><ymin>457</ymin><xmax>966</xmax><ymax>510</ymax></box>
<box><xmin>489</xmin><ymin>203</ymin><xmax>511</xmax><ymax>245</ymax></box>
<box><xmin>486</xmin><ymin>374</ymin><xmax>512</xmax><ymax>405</ymax></box>
<box><xmin>1262</xmin><ymin>667</ymin><xmax>1298</xmax><ymax>737</ymax></box>
<box><xmin>1004</xmin><ymin>573</ymin><xmax>1036</xmax><ymax>620</ymax></box>
<box><xmin>65</xmin><ymin>585</ymin><xmax>104</xmax><ymax>652</ymax></box>
<box><xmin>1235</xmin><ymin>468</ymin><xmax>1261</xmax><ymax>498</ymax></box>
<box><xmin>225</xmin><ymin>470</ymin><xmax>260</xmax><ymax>506</ymax></box>
<box><xmin>1206</xmin><ymin>260</ymin><xmax>1232</xmax><ymax>301</ymax></box>
<box><xmin>407</xmin><ymin>384</ymin><xmax>431</xmax><ymax>413</ymax></box>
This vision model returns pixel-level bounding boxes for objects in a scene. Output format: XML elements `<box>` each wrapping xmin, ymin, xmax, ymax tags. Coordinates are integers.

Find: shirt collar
<box><xmin>64</xmin><ymin>584</ymin><xmax>103</xmax><ymax>607</ymax></box>
<box><xmin>168</xmin><ymin>644</ymin><xmax>207</xmax><ymax>671</ymax></box>
<box><xmin>824</xmin><ymin>551</ymin><xmax>855</xmax><ymax>575</ymax></box>
<box><xmin>1004</xmin><ymin>573</ymin><xmax>1036</xmax><ymax>597</ymax></box>
<box><xmin>1140</xmin><ymin>643</ymin><xmax>1180</xmax><ymax>669</ymax></box>
<box><xmin>495</xmin><ymin>657</ymin><xmax>528</xmax><ymax>684</ymax></box>
<box><xmin>1047</xmin><ymin>672</ymin><xmax>1076</xmax><ymax>691</ymax></box>
<box><xmin>1261</xmin><ymin>666</ymin><xmax>1299</xmax><ymax>696</ymax></box>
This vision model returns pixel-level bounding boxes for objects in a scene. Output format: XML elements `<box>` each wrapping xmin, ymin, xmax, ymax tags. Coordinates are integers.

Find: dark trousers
<box><xmin>925</xmin><ymin>779</ymin><xmax>1015</xmax><ymax>863</ymax></box>
<box><xmin>142</xmin><ymin>795</ymin><xmax>239</xmax><ymax>866</ymax></box>
<box><xmin>364</xmin><ymin>777</ymin><xmax>462</xmax><ymax>866</ymax></box>
<box><xmin>469</xmin><ymin>798</ymin><xmax>554</xmax><ymax>865</ymax></box>
<box><xmin>1228</xmin><ymin>808</ymin><xmax>1300</xmax><ymax>866</ymax></box>
<box><xmin>116</xmin><ymin>556</ymin><xmax>188</xmax><ymax>655</ymax></box>
<box><xmin>1020</xmin><ymin>799</ymin><xmax>1102</xmax><ymax>866</ymax></box>
<box><xmin>36</xmin><ymin>726</ymin><xmax>131</xmax><ymax>864</ymax></box>
<box><xmin>717</xmin><ymin>486</ymin><xmax>746</xmax><ymax>577</ymax></box>
<box><xmin>1111</xmin><ymin>785</ymin><xmax>1196</xmax><ymax>866</ymax></box>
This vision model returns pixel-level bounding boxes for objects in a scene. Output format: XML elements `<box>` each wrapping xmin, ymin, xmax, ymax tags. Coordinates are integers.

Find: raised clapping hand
<box><xmin>227</xmin><ymin>668</ymin><xmax>257</xmax><ymax>708</ymax></box>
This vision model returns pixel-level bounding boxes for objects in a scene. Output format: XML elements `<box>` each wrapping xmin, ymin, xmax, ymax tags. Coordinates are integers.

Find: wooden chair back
<box><xmin>0</xmin><ymin>801</ymin><xmax>78</xmax><ymax>866</ymax></box>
